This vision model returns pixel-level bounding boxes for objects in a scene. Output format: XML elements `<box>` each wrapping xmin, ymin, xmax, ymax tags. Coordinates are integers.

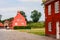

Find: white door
<box><xmin>56</xmin><ymin>21</ymin><xmax>60</xmax><ymax>39</ymax></box>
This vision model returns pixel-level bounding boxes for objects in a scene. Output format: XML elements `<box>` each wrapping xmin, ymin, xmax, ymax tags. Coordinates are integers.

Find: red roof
<box><xmin>0</xmin><ymin>22</ymin><xmax>3</xmax><ymax>26</ymax></box>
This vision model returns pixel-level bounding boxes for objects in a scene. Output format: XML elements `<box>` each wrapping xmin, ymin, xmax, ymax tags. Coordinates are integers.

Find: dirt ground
<box><xmin>0</xmin><ymin>29</ymin><xmax>59</xmax><ymax>40</ymax></box>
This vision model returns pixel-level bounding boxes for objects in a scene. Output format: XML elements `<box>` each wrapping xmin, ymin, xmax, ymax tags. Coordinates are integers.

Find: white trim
<box><xmin>56</xmin><ymin>21</ymin><xmax>59</xmax><ymax>39</ymax></box>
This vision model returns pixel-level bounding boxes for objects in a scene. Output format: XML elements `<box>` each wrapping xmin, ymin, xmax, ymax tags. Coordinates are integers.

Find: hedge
<box><xmin>14</xmin><ymin>26</ymin><xmax>31</xmax><ymax>29</ymax></box>
<box><xmin>27</xmin><ymin>22</ymin><xmax>45</xmax><ymax>28</ymax></box>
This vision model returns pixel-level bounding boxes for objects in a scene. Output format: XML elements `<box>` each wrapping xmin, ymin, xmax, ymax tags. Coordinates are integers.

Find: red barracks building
<box><xmin>44</xmin><ymin>0</ymin><xmax>60</xmax><ymax>39</ymax></box>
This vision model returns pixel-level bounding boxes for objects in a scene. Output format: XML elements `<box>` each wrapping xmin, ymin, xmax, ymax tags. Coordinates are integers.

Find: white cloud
<box><xmin>0</xmin><ymin>6</ymin><xmax>31</xmax><ymax>20</ymax></box>
<box><xmin>17</xmin><ymin>0</ymin><xmax>42</xmax><ymax>2</ymax></box>
<box><xmin>0</xmin><ymin>5</ymin><xmax>44</xmax><ymax>21</ymax></box>
<box><xmin>0</xmin><ymin>0</ymin><xmax>44</xmax><ymax>21</ymax></box>
<box><xmin>0</xmin><ymin>7</ymin><xmax>23</xmax><ymax>12</ymax></box>
<box><xmin>0</xmin><ymin>0</ymin><xmax>6</xmax><ymax>4</ymax></box>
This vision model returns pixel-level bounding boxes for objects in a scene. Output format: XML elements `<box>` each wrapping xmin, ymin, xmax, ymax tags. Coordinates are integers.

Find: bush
<box><xmin>28</xmin><ymin>22</ymin><xmax>45</xmax><ymax>28</ymax></box>
<box><xmin>14</xmin><ymin>26</ymin><xmax>31</xmax><ymax>29</ymax></box>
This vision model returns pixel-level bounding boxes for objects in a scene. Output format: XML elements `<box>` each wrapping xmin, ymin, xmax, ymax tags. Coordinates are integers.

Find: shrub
<box><xmin>14</xmin><ymin>26</ymin><xmax>31</xmax><ymax>29</ymax></box>
<box><xmin>28</xmin><ymin>22</ymin><xmax>45</xmax><ymax>28</ymax></box>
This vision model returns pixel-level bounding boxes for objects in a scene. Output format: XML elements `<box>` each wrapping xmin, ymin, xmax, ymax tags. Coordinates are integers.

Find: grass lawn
<box><xmin>18</xmin><ymin>28</ymin><xmax>45</xmax><ymax>36</ymax></box>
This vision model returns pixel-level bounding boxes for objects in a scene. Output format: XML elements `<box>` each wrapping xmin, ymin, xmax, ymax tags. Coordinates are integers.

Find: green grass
<box><xmin>18</xmin><ymin>28</ymin><xmax>45</xmax><ymax>36</ymax></box>
<box><xmin>15</xmin><ymin>22</ymin><xmax>45</xmax><ymax>36</ymax></box>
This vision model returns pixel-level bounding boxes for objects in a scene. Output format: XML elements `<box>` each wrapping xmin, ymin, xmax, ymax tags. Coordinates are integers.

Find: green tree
<box><xmin>20</xmin><ymin>11</ymin><xmax>27</xmax><ymax>21</ymax></box>
<box><xmin>41</xmin><ymin>0</ymin><xmax>46</xmax><ymax>5</ymax></box>
<box><xmin>7</xmin><ymin>17</ymin><xmax>14</xmax><ymax>21</ymax></box>
<box><xmin>1</xmin><ymin>17</ymin><xmax>14</xmax><ymax>23</ymax></box>
<box><xmin>31</xmin><ymin>10</ymin><xmax>41</xmax><ymax>22</ymax></box>
<box><xmin>0</xmin><ymin>20</ymin><xmax>2</xmax><ymax>22</ymax></box>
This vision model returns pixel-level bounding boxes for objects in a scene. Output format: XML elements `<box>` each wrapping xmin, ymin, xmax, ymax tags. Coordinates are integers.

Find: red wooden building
<box><xmin>12</xmin><ymin>11</ymin><xmax>27</xmax><ymax>27</ymax></box>
<box><xmin>0</xmin><ymin>22</ymin><xmax>3</xmax><ymax>28</ymax></box>
<box><xmin>44</xmin><ymin>0</ymin><xmax>60</xmax><ymax>39</ymax></box>
<box><xmin>4</xmin><ymin>11</ymin><xmax>27</xmax><ymax>29</ymax></box>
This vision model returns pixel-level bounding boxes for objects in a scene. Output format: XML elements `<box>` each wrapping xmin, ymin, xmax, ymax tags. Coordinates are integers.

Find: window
<box><xmin>55</xmin><ymin>1</ymin><xmax>59</xmax><ymax>13</ymax></box>
<box><xmin>15</xmin><ymin>23</ymin><xmax>18</xmax><ymax>26</ymax></box>
<box><xmin>48</xmin><ymin>5</ymin><xmax>51</xmax><ymax>15</ymax></box>
<box><xmin>21</xmin><ymin>22</ymin><xmax>24</xmax><ymax>25</ymax></box>
<box><xmin>48</xmin><ymin>22</ymin><xmax>52</xmax><ymax>32</ymax></box>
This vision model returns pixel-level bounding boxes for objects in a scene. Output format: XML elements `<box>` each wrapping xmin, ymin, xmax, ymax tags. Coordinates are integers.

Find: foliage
<box><xmin>41</xmin><ymin>0</ymin><xmax>46</xmax><ymax>5</ymax></box>
<box><xmin>7</xmin><ymin>17</ymin><xmax>14</xmax><ymax>21</ymax></box>
<box><xmin>0</xmin><ymin>20</ymin><xmax>2</xmax><ymax>22</ymax></box>
<box><xmin>31</xmin><ymin>10</ymin><xmax>41</xmax><ymax>22</ymax></box>
<box><xmin>14</xmin><ymin>26</ymin><xmax>31</xmax><ymax>29</ymax></box>
<box><xmin>28</xmin><ymin>22</ymin><xmax>45</xmax><ymax>28</ymax></box>
<box><xmin>27</xmin><ymin>21</ymin><xmax>33</xmax><ymax>24</ymax></box>
<box><xmin>1</xmin><ymin>17</ymin><xmax>14</xmax><ymax>23</ymax></box>
<box><xmin>20</xmin><ymin>11</ymin><xmax>27</xmax><ymax>22</ymax></box>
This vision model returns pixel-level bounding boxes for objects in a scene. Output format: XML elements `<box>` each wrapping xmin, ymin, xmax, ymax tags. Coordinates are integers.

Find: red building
<box><xmin>44</xmin><ymin>0</ymin><xmax>60</xmax><ymax>39</ymax></box>
<box><xmin>0</xmin><ymin>22</ymin><xmax>3</xmax><ymax>28</ymax></box>
<box><xmin>4</xmin><ymin>11</ymin><xmax>27</xmax><ymax>29</ymax></box>
<box><xmin>12</xmin><ymin>11</ymin><xmax>27</xmax><ymax>27</ymax></box>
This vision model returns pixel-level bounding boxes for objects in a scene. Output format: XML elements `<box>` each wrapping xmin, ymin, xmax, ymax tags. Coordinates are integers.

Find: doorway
<box><xmin>5</xmin><ymin>26</ymin><xmax>8</xmax><ymax>29</ymax></box>
<box><xmin>56</xmin><ymin>21</ymin><xmax>60</xmax><ymax>39</ymax></box>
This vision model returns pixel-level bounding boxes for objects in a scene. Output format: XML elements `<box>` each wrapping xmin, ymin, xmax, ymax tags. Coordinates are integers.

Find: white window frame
<box><xmin>55</xmin><ymin>1</ymin><xmax>59</xmax><ymax>13</ymax></box>
<box><xmin>48</xmin><ymin>5</ymin><xmax>51</xmax><ymax>15</ymax></box>
<box><xmin>48</xmin><ymin>22</ymin><xmax>52</xmax><ymax>32</ymax></box>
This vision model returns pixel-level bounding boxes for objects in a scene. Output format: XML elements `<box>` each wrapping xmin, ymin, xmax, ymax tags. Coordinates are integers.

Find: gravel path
<box><xmin>0</xmin><ymin>29</ymin><xmax>59</xmax><ymax>40</ymax></box>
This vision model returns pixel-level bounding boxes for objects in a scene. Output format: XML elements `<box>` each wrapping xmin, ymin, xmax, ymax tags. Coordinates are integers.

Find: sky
<box><xmin>0</xmin><ymin>0</ymin><xmax>45</xmax><ymax>21</ymax></box>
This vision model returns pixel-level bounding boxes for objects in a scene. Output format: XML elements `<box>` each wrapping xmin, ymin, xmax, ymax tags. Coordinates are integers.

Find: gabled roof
<box><xmin>14</xmin><ymin>11</ymin><xmax>25</xmax><ymax>19</ymax></box>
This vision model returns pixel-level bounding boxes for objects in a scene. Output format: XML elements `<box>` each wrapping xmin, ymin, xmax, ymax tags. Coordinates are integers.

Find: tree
<box><xmin>31</xmin><ymin>10</ymin><xmax>41</xmax><ymax>22</ymax></box>
<box><xmin>1</xmin><ymin>17</ymin><xmax>14</xmax><ymax>23</ymax></box>
<box><xmin>0</xmin><ymin>20</ymin><xmax>1</xmax><ymax>22</ymax></box>
<box><xmin>20</xmin><ymin>11</ymin><xmax>27</xmax><ymax>21</ymax></box>
<box><xmin>7</xmin><ymin>17</ymin><xmax>14</xmax><ymax>21</ymax></box>
<box><xmin>41</xmin><ymin>0</ymin><xmax>46</xmax><ymax>5</ymax></box>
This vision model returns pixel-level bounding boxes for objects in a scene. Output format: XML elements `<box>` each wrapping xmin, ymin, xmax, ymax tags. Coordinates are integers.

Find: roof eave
<box><xmin>44</xmin><ymin>0</ymin><xmax>55</xmax><ymax>5</ymax></box>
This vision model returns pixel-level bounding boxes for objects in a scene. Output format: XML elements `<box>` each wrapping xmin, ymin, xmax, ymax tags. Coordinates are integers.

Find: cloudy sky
<box><xmin>0</xmin><ymin>0</ymin><xmax>45</xmax><ymax>21</ymax></box>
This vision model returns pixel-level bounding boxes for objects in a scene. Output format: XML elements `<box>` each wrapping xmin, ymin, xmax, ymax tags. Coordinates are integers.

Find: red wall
<box><xmin>45</xmin><ymin>0</ymin><xmax>60</xmax><ymax>35</ymax></box>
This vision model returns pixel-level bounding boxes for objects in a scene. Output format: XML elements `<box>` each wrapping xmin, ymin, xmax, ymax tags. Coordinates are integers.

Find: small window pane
<box><xmin>48</xmin><ymin>5</ymin><xmax>51</xmax><ymax>15</ymax></box>
<box><xmin>15</xmin><ymin>23</ymin><xmax>18</xmax><ymax>26</ymax></box>
<box><xmin>55</xmin><ymin>1</ymin><xmax>59</xmax><ymax>13</ymax></box>
<box><xmin>48</xmin><ymin>22</ymin><xmax>52</xmax><ymax>32</ymax></box>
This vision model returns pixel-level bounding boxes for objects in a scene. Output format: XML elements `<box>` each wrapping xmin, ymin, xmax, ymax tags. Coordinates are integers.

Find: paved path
<box><xmin>0</xmin><ymin>29</ymin><xmax>59</xmax><ymax>40</ymax></box>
